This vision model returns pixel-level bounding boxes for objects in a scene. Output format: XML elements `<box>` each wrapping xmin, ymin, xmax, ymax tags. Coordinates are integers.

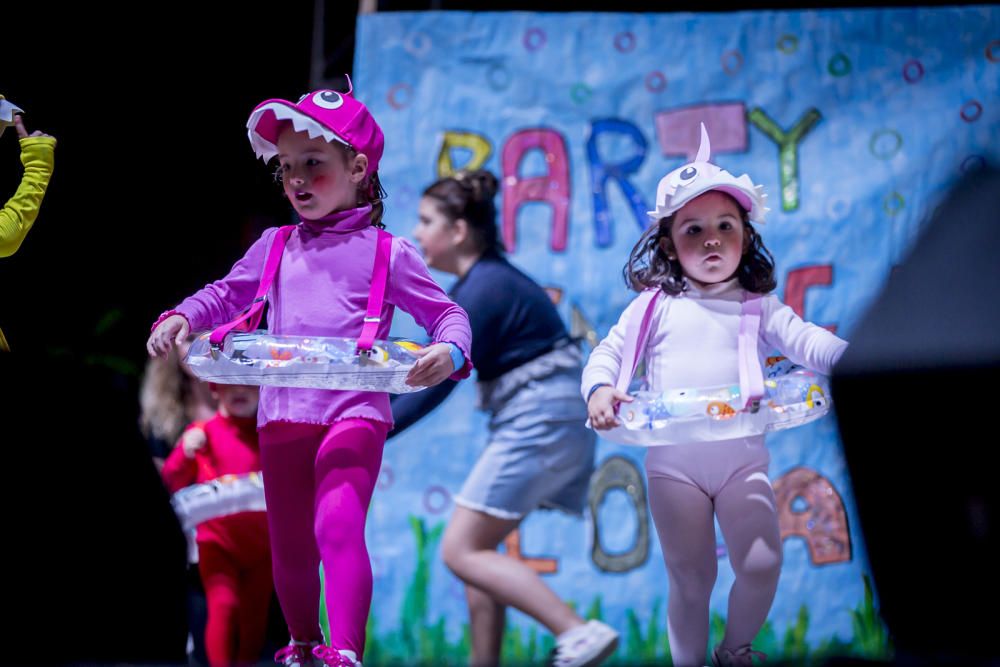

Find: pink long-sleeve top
<box><xmin>582</xmin><ymin>278</ymin><xmax>848</xmax><ymax>397</ymax></box>
<box><xmin>162</xmin><ymin>205</ymin><xmax>473</xmax><ymax>429</ymax></box>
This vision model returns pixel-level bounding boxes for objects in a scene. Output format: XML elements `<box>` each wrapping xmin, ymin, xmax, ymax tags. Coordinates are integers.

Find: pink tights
<box><xmin>645</xmin><ymin>437</ymin><xmax>782</xmax><ymax>667</ymax></box>
<box><xmin>259</xmin><ymin>418</ymin><xmax>388</xmax><ymax>657</ymax></box>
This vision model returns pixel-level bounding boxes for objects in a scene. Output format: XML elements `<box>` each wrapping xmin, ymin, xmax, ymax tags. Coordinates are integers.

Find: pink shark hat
<box><xmin>648</xmin><ymin>123</ymin><xmax>769</xmax><ymax>224</ymax></box>
<box><xmin>246</xmin><ymin>75</ymin><xmax>384</xmax><ymax>176</ymax></box>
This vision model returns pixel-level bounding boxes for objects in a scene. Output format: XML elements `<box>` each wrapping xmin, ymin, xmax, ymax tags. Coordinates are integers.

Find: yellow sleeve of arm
<box><xmin>0</xmin><ymin>136</ymin><xmax>57</xmax><ymax>258</ymax></box>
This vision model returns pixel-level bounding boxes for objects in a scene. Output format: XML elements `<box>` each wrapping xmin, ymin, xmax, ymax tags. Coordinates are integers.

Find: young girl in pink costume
<box><xmin>148</xmin><ymin>81</ymin><xmax>473</xmax><ymax>667</ymax></box>
<box><xmin>583</xmin><ymin>126</ymin><xmax>848</xmax><ymax>667</ymax></box>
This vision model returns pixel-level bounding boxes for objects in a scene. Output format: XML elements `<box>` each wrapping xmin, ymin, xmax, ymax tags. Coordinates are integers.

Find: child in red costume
<box><xmin>162</xmin><ymin>383</ymin><xmax>273</xmax><ymax>667</ymax></box>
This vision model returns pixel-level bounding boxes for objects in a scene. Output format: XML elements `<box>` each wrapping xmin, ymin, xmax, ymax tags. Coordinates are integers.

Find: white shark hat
<box><xmin>648</xmin><ymin>123</ymin><xmax>769</xmax><ymax>224</ymax></box>
<box><xmin>0</xmin><ymin>95</ymin><xmax>24</xmax><ymax>139</ymax></box>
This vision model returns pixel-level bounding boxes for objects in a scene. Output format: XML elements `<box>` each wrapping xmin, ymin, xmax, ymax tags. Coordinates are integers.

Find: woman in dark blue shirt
<box><xmin>391</xmin><ymin>170</ymin><xmax>617</xmax><ymax>667</ymax></box>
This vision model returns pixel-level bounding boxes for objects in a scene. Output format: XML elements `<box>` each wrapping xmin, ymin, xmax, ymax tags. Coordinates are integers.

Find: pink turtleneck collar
<box><xmin>299</xmin><ymin>204</ymin><xmax>374</xmax><ymax>234</ymax></box>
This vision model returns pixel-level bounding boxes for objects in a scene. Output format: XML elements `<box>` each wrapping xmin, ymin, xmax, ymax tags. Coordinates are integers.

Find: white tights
<box><xmin>645</xmin><ymin>437</ymin><xmax>782</xmax><ymax>667</ymax></box>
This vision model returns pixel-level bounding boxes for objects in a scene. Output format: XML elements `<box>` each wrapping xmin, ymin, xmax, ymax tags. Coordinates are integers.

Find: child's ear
<box><xmin>351</xmin><ymin>154</ymin><xmax>369</xmax><ymax>183</ymax></box>
<box><xmin>658</xmin><ymin>236</ymin><xmax>675</xmax><ymax>259</ymax></box>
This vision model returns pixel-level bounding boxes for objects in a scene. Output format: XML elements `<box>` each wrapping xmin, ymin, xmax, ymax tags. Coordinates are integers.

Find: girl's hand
<box><xmin>13</xmin><ymin>114</ymin><xmax>52</xmax><ymax>139</ymax></box>
<box><xmin>180</xmin><ymin>427</ymin><xmax>207</xmax><ymax>459</ymax></box>
<box><xmin>404</xmin><ymin>343</ymin><xmax>456</xmax><ymax>388</ymax></box>
<box><xmin>147</xmin><ymin>315</ymin><xmax>190</xmax><ymax>357</ymax></box>
<box><xmin>587</xmin><ymin>385</ymin><xmax>633</xmax><ymax>430</ymax></box>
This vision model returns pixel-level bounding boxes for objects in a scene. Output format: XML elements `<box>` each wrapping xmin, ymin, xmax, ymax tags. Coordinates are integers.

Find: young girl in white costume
<box><xmin>583</xmin><ymin>125</ymin><xmax>848</xmax><ymax>667</ymax></box>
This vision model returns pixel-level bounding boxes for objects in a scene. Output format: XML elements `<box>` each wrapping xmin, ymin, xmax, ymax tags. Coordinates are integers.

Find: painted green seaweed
<box><xmin>348</xmin><ymin>516</ymin><xmax>891</xmax><ymax>665</ymax></box>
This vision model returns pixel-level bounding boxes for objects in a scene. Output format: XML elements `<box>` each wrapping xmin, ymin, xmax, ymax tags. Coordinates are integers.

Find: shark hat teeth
<box><xmin>647</xmin><ymin>122</ymin><xmax>768</xmax><ymax>224</ymax></box>
<box><xmin>247</xmin><ymin>101</ymin><xmax>346</xmax><ymax>162</ymax></box>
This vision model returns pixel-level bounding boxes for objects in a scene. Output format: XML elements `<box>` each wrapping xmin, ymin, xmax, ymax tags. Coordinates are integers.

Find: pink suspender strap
<box><xmin>738</xmin><ymin>294</ymin><xmax>765</xmax><ymax>412</ymax></box>
<box><xmin>615</xmin><ymin>288</ymin><xmax>663</xmax><ymax>393</ymax></box>
<box><xmin>615</xmin><ymin>288</ymin><xmax>766</xmax><ymax>413</ymax></box>
<box><xmin>356</xmin><ymin>228</ymin><xmax>393</xmax><ymax>354</ymax></box>
<box><xmin>209</xmin><ymin>225</ymin><xmax>296</xmax><ymax>349</ymax></box>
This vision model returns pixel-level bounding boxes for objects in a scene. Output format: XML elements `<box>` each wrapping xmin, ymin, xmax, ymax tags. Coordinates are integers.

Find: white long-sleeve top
<box><xmin>582</xmin><ymin>278</ymin><xmax>848</xmax><ymax>398</ymax></box>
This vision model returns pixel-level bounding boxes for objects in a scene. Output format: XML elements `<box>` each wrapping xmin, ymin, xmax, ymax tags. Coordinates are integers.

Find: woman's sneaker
<box><xmin>711</xmin><ymin>644</ymin><xmax>767</xmax><ymax>666</ymax></box>
<box><xmin>312</xmin><ymin>645</ymin><xmax>362</xmax><ymax>667</ymax></box>
<box><xmin>275</xmin><ymin>640</ymin><xmax>322</xmax><ymax>667</ymax></box>
<box><xmin>547</xmin><ymin>620</ymin><xmax>619</xmax><ymax>667</ymax></box>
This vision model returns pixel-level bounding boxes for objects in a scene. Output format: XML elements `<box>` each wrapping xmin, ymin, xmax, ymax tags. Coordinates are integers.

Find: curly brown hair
<box><xmin>623</xmin><ymin>191</ymin><xmax>777</xmax><ymax>295</ymax></box>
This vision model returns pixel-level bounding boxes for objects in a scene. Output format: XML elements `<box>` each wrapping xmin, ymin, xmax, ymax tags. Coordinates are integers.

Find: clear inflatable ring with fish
<box><xmin>601</xmin><ymin>357</ymin><xmax>832</xmax><ymax>446</ymax></box>
<box><xmin>184</xmin><ymin>330</ymin><xmax>427</xmax><ymax>393</ymax></box>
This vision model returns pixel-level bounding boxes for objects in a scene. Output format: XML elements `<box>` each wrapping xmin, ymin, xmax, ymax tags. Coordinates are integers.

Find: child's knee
<box><xmin>439</xmin><ymin>530</ymin><xmax>467</xmax><ymax>574</ymax></box>
<box><xmin>314</xmin><ymin>520</ymin><xmax>365</xmax><ymax>555</ymax></box>
<box><xmin>664</xmin><ymin>556</ymin><xmax>718</xmax><ymax>595</ymax></box>
<box><xmin>733</xmin><ymin>538</ymin><xmax>782</xmax><ymax>581</ymax></box>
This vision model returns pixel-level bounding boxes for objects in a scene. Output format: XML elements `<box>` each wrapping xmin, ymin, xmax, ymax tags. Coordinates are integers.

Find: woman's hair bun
<box><xmin>454</xmin><ymin>169</ymin><xmax>498</xmax><ymax>202</ymax></box>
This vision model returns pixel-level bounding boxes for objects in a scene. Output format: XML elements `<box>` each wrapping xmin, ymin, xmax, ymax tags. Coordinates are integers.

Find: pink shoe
<box><xmin>275</xmin><ymin>640</ymin><xmax>321</xmax><ymax>667</ymax></box>
<box><xmin>711</xmin><ymin>644</ymin><xmax>767</xmax><ymax>667</ymax></box>
<box><xmin>313</xmin><ymin>645</ymin><xmax>362</xmax><ymax>667</ymax></box>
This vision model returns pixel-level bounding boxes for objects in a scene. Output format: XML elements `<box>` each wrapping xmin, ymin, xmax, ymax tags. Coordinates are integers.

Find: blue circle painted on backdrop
<box><xmin>571</xmin><ymin>83</ymin><xmax>592</xmax><ymax>105</ymax></box>
<box><xmin>487</xmin><ymin>63</ymin><xmax>511</xmax><ymax>91</ymax></box>
<box><xmin>869</xmin><ymin>129</ymin><xmax>903</xmax><ymax>160</ymax></box>
<box><xmin>523</xmin><ymin>27</ymin><xmax>546</xmax><ymax>52</ymax></box>
<box><xmin>828</xmin><ymin>53</ymin><xmax>852</xmax><ymax>77</ymax></box>
<box><xmin>645</xmin><ymin>71</ymin><xmax>667</xmax><ymax>92</ymax></box>
<box><xmin>403</xmin><ymin>32</ymin><xmax>431</xmax><ymax>57</ymax></box>
<box><xmin>423</xmin><ymin>485</ymin><xmax>452</xmax><ymax>514</ymax></box>
<box><xmin>883</xmin><ymin>191</ymin><xmax>905</xmax><ymax>216</ymax></box>
<box><xmin>722</xmin><ymin>50</ymin><xmax>744</xmax><ymax>75</ymax></box>
<box><xmin>987</xmin><ymin>39</ymin><xmax>1000</xmax><ymax>63</ymax></box>
<box><xmin>614</xmin><ymin>31</ymin><xmax>636</xmax><ymax>53</ymax></box>
<box><xmin>387</xmin><ymin>83</ymin><xmax>413</xmax><ymax>110</ymax></box>
<box><xmin>961</xmin><ymin>100</ymin><xmax>983</xmax><ymax>123</ymax></box>
<box><xmin>902</xmin><ymin>59</ymin><xmax>924</xmax><ymax>84</ymax></box>
<box><xmin>777</xmin><ymin>34</ymin><xmax>799</xmax><ymax>54</ymax></box>
<box><xmin>826</xmin><ymin>197</ymin><xmax>852</xmax><ymax>221</ymax></box>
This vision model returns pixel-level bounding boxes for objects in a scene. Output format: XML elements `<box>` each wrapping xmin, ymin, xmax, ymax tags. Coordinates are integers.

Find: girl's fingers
<box><xmin>13</xmin><ymin>115</ymin><xmax>28</xmax><ymax>138</ymax></box>
<box><xmin>405</xmin><ymin>358</ymin><xmax>427</xmax><ymax>385</ymax></box>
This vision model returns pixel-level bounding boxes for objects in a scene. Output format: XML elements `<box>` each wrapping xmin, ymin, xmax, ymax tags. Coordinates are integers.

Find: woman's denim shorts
<box><xmin>454</xmin><ymin>345</ymin><xmax>596</xmax><ymax>520</ymax></box>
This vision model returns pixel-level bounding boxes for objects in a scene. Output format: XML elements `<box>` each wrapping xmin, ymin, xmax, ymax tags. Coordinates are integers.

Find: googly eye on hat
<box><xmin>648</xmin><ymin>122</ymin><xmax>769</xmax><ymax>224</ymax></box>
<box><xmin>246</xmin><ymin>75</ymin><xmax>385</xmax><ymax>176</ymax></box>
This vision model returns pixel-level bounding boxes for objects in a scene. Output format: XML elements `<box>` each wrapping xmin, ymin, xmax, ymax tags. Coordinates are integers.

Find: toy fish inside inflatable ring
<box><xmin>184</xmin><ymin>330</ymin><xmax>428</xmax><ymax>393</ymax></box>
<box><xmin>602</xmin><ymin>357</ymin><xmax>832</xmax><ymax>446</ymax></box>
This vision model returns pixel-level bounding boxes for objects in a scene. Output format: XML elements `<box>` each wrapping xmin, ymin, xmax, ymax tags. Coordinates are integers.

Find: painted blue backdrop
<box><xmin>348</xmin><ymin>7</ymin><xmax>999</xmax><ymax>664</ymax></box>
